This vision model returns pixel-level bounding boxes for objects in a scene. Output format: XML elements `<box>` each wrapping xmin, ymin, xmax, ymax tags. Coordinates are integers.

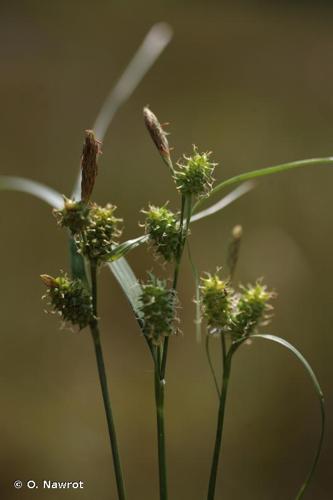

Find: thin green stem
<box><xmin>89</xmin><ymin>262</ymin><xmax>126</xmax><ymax>500</ymax></box>
<box><xmin>161</xmin><ymin>194</ymin><xmax>189</xmax><ymax>379</ymax></box>
<box><xmin>186</xmin><ymin>241</ymin><xmax>202</xmax><ymax>344</ymax></box>
<box><xmin>155</xmin><ymin>194</ymin><xmax>191</xmax><ymax>499</ymax></box>
<box><xmin>205</xmin><ymin>335</ymin><xmax>221</xmax><ymax>398</ymax></box>
<box><xmin>154</xmin><ymin>346</ymin><xmax>168</xmax><ymax>500</ymax></box>
<box><xmin>207</xmin><ymin>351</ymin><xmax>232</xmax><ymax>500</ymax></box>
<box><xmin>207</xmin><ymin>340</ymin><xmax>242</xmax><ymax>500</ymax></box>
<box><xmin>90</xmin><ymin>261</ymin><xmax>98</xmax><ymax>314</ymax></box>
<box><xmin>221</xmin><ymin>334</ymin><xmax>227</xmax><ymax>366</ymax></box>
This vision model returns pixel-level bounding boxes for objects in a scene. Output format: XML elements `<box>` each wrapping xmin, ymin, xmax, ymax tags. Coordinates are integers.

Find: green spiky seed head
<box><xmin>174</xmin><ymin>146</ymin><xmax>217</xmax><ymax>197</ymax></box>
<box><xmin>232</xmin><ymin>282</ymin><xmax>274</xmax><ymax>337</ymax></box>
<box><xmin>53</xmin><ymin>197</ymin><xmax>90</xmax><ymax>234</ymax></box>
<box><xmin>76</xmin><ymin>203</ymin><xmax>122</xmax><ymax>263</ymax></box>
<box><xmin>200</xmin><ymin>273</ymin><xmax>232</xmax><ymax>330</ymax></box>
<box><xmin>143</xmin><ymin>204</ymin><xmax>179</xmax><ymax>262</ymax></box>
<box><xmin>139</xmin><ymin>274</ymin><xmax>177</xmax><ymax>345</ymax></box>
<box><xmin>41</xmin><ymin>273</ymin><xmax>94</xmax><ymax>330</ymax></box>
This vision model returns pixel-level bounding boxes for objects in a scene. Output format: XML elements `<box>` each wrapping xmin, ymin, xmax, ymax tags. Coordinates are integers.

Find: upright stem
<box><xmin>161</xmin><ymin>194</ymin><xmax>190</xmax><ymax>379</ymax></box>
<box><xmin>89</xmin><ymin>262</ymin><xmax>126</xmax><ymax>500</ymax></box>
<box><xmin>153</xmin><ymin>194</ymin><xmax>191</xmax><ymax>498</ymax></box>
<box><xmin>154</xmin><ymin>347</ymin><xmax>168</xmax><ymax>500</ymax></box>
<box><xmin>207</xmin><ymin>350</ymin><xmax>232</xmax><ymax>500</ymax></box>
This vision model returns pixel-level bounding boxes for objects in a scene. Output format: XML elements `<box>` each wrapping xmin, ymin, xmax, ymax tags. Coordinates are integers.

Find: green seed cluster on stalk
<box><xmin>200</xmin><ymin>272</ymin><xmax>274</xmax><ymax>337</ymax></box>
<box><xmin>53</xmin><ymin>197</ymin><xmax>90</xmax><ymax>234</ymax></box>
<box><xmin>174</xmin><ymin>146</ymin><xmax>217</xmax><ymax>198</ymax></box>
<box><xmin>200</xmin><ymin>274</ymin><xmax>232</xmax><ymax>330</ymax></box>
<box><xmin>139</xmin><ymin>274</ymin><xmax>177</xmax><ymax>346</ymax></box>
<box><xmin>143</xmin><ymin>204</ymin><xmax>179</xmax><ymax>262</ymax></box>
<box><xmin>75</xmin><ymin>203</ymin><xmax>122</xmax><ymax>264</ymax></box>
<box><xmin>232</xmin><ymin>282</ymin><xmax>274</xmax><ymax>336</ymax></box>
<box><xmin>41</xmin><ymin>273</ymin><xmax>94</xmax><ymax>330</ymax></box>
<box><xmin>33</xmin><ymin>95</ymin><xmax>325</xmax><ymax>500</ymax></box>
<box><xmin>42</xmin><ymin>128</ymin><xmax>127</xmax><ymax>500</ymax></box>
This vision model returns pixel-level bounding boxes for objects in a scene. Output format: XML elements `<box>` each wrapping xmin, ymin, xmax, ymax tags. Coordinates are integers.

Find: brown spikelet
<box><xmin>80</xmin><ymin>129</ymin><xmax>102</xmax><ymax>202</ymax></box>
<box><xmin>143</xmin><ymin>107</ymin><xmax>173</xmax><ymax>171</ymax></box>
<box><xmin>40</xmin><ymin>274</ymin><xmax>56</xmax><ymax>288</ymax></box>
<box><xmin>227</xmin><ymin>225</ymin><xmax>243</xmax><ymax>281</ymax></box>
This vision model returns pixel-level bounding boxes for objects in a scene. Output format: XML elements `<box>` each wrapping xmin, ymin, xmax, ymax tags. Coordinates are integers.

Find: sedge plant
<box><xmin>42</xmin><ymin>130</ymin><xmax>126</xmax><ymax>499</ymax></box>
<box><xmin>0</xmin><ymin>24</ymin><xmax>329</xmax><ymax>499</ymax></box>
<box><xmin>200</xmin><ymin>226</ymin><xmax>324</xmax><ymax>500</ymax></box>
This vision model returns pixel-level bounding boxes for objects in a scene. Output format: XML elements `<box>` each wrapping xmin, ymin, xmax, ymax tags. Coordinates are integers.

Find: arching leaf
<box><xmin>250</xmin><ymin>333</ymin><xmax>325</xmax><ymax>500</ymax></box>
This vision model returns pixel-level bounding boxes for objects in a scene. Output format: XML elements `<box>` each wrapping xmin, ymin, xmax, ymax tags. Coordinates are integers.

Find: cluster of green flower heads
<box><xmin>41</xmin><ymin>273</ymin><xmax>94</xmax><ymax>330</ymax></box>
<box><xmin>53</xmin><ymin>197</ymin><xmax>91</xmax><ymax>234</ymax></box>
<box><xmin>174</xmin><ymin>146</ymin><xmax>217</xmax><ymax>198</ymax></box>
<box><xmin>200</xmin><ymin>271</ymin><xmax>274</xmax><ymax>337</ymax></box>
<box><xmin>55</xmin><ymin>199</ymin><xmax>122</xmax><ymax>264</ymax></box>
<box><xmin>75</xmin><ymin>203</ymin><xmax>122</xmax><ymax>264</ymax></box>
<box><xmin>232</xmin><ymin>283</ymin><xmax>274</xmax><ymax>336</ymax></box>
<box><xmin>200</xmin><ymin>274</ymin><xmax>232</xmax><ymax>330</ymax></box>
<box><xmin>142</xmin><ymin>204</ymin><xmax>179</xmax><ymax>262</ymax></box>
<box><xmin>138</xmin><ymin>273</ymin><xmax>178</xmax><ymax>346</ymax></box>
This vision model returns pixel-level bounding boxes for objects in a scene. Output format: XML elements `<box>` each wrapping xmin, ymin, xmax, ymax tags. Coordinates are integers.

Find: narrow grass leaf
<box><xmin>0</xmin><ymin>175</ymin><xmax>87</xmax><ymax>284</ymax></box>
<box><xmin>193</xmin><ymin>157</ymin><xmax>333</xmax><ymax>212</ymax></box>
<box><xmin>250</xmin><ymin>333</ymin><xmax>325</xmax><ymax>500</ymax></box>
<box><xmin>71</xmin><ymin>22</ymin><xmax>173</xmax><ymax>199</ymax></box>
<box><xmin>190</xmin><ymin>181</ymin><xmax>255</xmax><ymax>223</ymax></box>
<box><xmin>107</xmin><ymin>235</ymin><xmax>148</xmax><ymax>262</ymax></box>
<box><xmin>107</xmin><ymin>258</ymin><xmax>143</xmax><ymax>323</ymax></box>
<box><xmin>0</xmin><ymin>175</ymin><xmax>63</xmax><ymax>208</ymax></box>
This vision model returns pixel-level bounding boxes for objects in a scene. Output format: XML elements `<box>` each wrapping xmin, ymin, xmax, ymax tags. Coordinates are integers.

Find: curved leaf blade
<box><xmin>0</xmin><ymin>175</ymin><xmax>88</xmax><ymax>287</ymax></box>
<box><xmin>0</xmin><ymin>175</ymin><xmax>63</xmax><ymax>208</ymax></box>
<box><xmin>107</xmin><ymin>235</ymin><xmax>148</xmax><ymax>262</ymax></box>
<box><xmin>193</xmin><ymin>157</ymin><xmax>333</xmax><ymax>212</ymax></box>
<box><xmin>107</xmin><ymin>258</ymin><xmax>143</xmax><ymax>325</ymax></box>
<box><xmin>250</xmin><ymin>333</ymin><xmax>325</xmax><ymax>500</ymax></box>
<box><xmin>72</xmin><ymin>22</ymin><xmax>173</xmax><ymax>199</ymax></box>
<box><xmin>190</xmin><ymin>181</ymin><xmax>255</xmax><ymax>223</ymax></box>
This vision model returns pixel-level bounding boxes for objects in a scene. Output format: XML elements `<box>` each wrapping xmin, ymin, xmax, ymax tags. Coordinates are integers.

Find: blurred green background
<box><xmin>1</xmin><ymin>1</ymin><xmax>333</xmax><ymax>499</ymax></box>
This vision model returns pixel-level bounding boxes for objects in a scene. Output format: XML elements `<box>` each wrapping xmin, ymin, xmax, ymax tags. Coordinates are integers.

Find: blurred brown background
<box><xmin>0</xmin><ymin>1</ymin><xmax>333</xmax><ymax>499</ymax></box>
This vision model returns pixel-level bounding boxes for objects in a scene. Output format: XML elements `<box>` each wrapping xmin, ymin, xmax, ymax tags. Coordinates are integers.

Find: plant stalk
<box><xmin>154</xmin><ymin>348</ymin><xmax>168</xmax><ymax>500</ymax></box>
<box><xmin>153</xmin><ymin>194</ymin><xmax>192</xmax><ymax>498</ymax></box>
<box><xmin>207</xmin><ymin>349</ymin><xmax>232</xmax><ymax>500</ymax></box>
<box><xmin>90</xmin><ymin>262</ymin><xmax>126</xmax><ymax>500</ymax></box>
<box><xmin>161</xmin><ymin>194</ymin><xmax>191</xmax><ymax>379</ymax></box>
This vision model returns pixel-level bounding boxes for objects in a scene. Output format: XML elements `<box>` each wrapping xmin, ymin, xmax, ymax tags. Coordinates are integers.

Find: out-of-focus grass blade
<box><xmin>205</xmin><ymin>335</ymin><xmax>221</xmax><ymax>398</ymax></box>
<box><xmin>72</xmin><ymin>22</ymin><xmax>173</xmax><ymax>199</ymax></box>
<box><xmin>190</xmin><ymin>181</ymin><xmax>255</xmax><ymax>223</ymax></box>
<box><xmin>250</xmin><ymin>334</ymin><xmax>325</xmax><ymax>500</ymax></box>
<box><xmin>107</xmin><ymin>235</ymin><xmax>148</xmax><ymax>262</ymax></box>
<box><xmin>187</xmin><ymin>242</ymin><xmax>202</xmax><ymax>343</ymax></box>
<box><xmin>108</xmin><ymin>258</ymin><xmax>143</xmax><ymax>325</ymax></box>
<box><xmin>193</xmin><ymin>157</ymin><xmax>333</xmax><ymax>212</ymax></box>
<box><xmin>93</xmin><ymin>22</ymin><xmax>173</xmax><ymax>140</ymax></box>
<box><xmin>0</xmin><ymin>175</ymin><xmax>63</xmax><ymax>208</ymax></box>
<box><xmin>0</xmin><ymin>175</ymin><xmax>87</xmax><ymax>285</ymax></box>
